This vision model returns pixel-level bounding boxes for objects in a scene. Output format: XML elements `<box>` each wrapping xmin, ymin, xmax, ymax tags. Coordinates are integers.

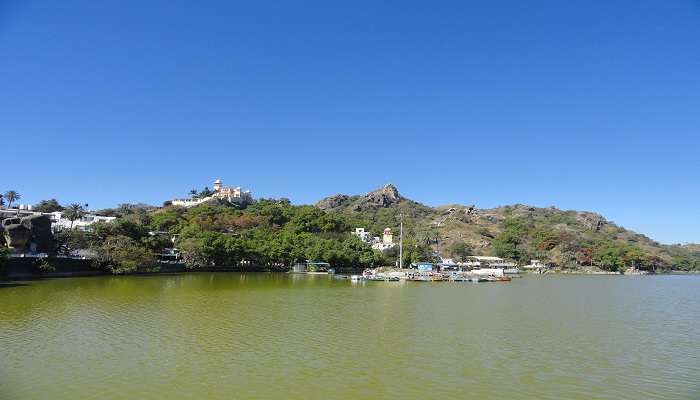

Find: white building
<box><xmin>459</xmin><ymin>256</ymin><xmax>517</xmax><ymax>269</ymax></box>
<box><xmin>522</xmin><ymin>260</ymin><xmax>548</xmax><ymax>270</ymax></box>
<box><xmin>371</xmin><ymin>227</ymin><xmax>396</xmax><ymax>251</ymax></box>
<box><xmin>48</xmin><ymin>211</ymin><xmax>116</xmax><ymax>231</ymax></box>
<box><xmin>171</xmin><ymin>179</ymin><xmax>253</xmax><ymax>208</ymax></box>
<box><xmin>0</xmin><ymin>208</ymin><xmax>116</xmax><ymax>232</ymax></box>
<box><xmin>469</xmin><ymin>267</ymin><xmax>505</xmax><ymax>277</ymax></box>
<box><xmin>352</xmin><ymin>227</ymin><xmax>397</xmax><ymax>251</ymax></box>
<box><xmin>351</xmin><ymin>228</ymin><xmax>373</xmax><ymax>242</ymax></box>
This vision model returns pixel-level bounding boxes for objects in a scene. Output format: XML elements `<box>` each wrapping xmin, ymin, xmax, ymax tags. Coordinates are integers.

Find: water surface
<box><xmin>1</xmin><ymin>273</ymin><xmax>699</xmax><ymax>399</ymax></box>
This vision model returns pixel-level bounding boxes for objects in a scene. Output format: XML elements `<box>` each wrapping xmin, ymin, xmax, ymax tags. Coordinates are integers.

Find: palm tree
<box><xmin>4</xmin><ymin>190</ymin><xmax>20</xmax><ymax>208</ymax></box>
<box><xmin>63</xmin><ymin>203</ymin><xmax>86</xmax><ymax>229</ymax></box>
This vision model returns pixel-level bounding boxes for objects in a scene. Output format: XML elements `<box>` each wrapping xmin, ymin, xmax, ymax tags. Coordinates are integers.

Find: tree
<box><xmin>150</xmin><ymin>208</ymin><xmax>184</xmax><ymax>232</ymax></box>
<box><xmin>63</xmin><ymin>203</ymin><xmax>86</xmax><ymax>229</ymax></box>
<box><xmin>34</xmin><ymin>199</ymin><xmax>64</xmax><ymax>213</ymax></box>
<box><xmin>200</xmin><ymin>186</ymin><xmax>213</xmax><ymax>198</ymax></box>
<box><xmin>3</xmin><ymin>190</ymin><xmax>20</xmax><ymax>208</ymax></box>
<box><xmin>594</xmin><ymin>246</ymin><xmax>623</xmax><ymax>272</ymax></box>
<box><xmin>446</xmin><ymin>241</ymin><xmax>472</xmax><ymax>262</ymax></box>
<box><xmin>189</xmin><ymin>189</ymin><xmax>198</xmax><ymax>198</ymax></box>
<box><xmin>0</xmin><ymin>194</ymin><xmax>5</xmax><ymax>208</ymax></box>
<box><xmin>492</xmin><ymin>217</ymin><xmax>527</xmax><ymax>262</ymax></box>
<box><xmin>622</xmin><ymin>245</ymin><xmax>647</xmax><ymax>270</ymax></box>
<box><xmin>53</xmin><ymin>229</ymin><xmax>96</xmax><ymax>256</ymax></box>
<box><xmin>95</xmin><ymin>235</ymin><xmax>157</xmax><ymax>274</ymax></box>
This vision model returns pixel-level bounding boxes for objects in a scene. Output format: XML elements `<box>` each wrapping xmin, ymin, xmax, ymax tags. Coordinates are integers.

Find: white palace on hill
<box><xmin>171</xmin><ymin>179</ymin><xmax>252</xmax><ymax>208</ymax></box>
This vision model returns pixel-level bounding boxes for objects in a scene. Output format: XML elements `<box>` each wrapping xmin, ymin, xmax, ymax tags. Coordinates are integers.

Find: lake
<box><xmin>1</xmin><ymin>273</ymin><xmax>699</xmax><ymax>399</ymax></box>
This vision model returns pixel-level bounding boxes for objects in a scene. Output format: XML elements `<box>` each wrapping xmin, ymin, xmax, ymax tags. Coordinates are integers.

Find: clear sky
<box><xmin>1</xmin><ymin>0</ymin><xmax>699</xmax><ymax>244</ymax></box>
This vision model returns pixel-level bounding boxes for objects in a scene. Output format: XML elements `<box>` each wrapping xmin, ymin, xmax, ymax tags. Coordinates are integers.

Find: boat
<box><xmin>350</xmin><ymin>275</ymin><xmax>364</xmax><ymax>282</ymax></box>
<box><xmin>408</xmin><ymin>272</ymin><xmax>443</xmax><ymax>282</ymax></box>
<box><xmin>290</xmin><ymin>260</ymin><xmax>333</xmax><ymax>274</ymax></box>
<box><xmin>365</xmin><ymin>275</ymin><xmax>401</xmax><ymax>282</ymax></box>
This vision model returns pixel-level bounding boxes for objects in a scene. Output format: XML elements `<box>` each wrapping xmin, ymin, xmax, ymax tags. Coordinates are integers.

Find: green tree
<box><xmin>622</xmin><ymin>245</ymin><xmax>647</xmax><ymax>270</ymax></box>
<box><xmin>150</xmin><ymin>208</ymin><xmax>184</xmax><ymax>232</ymax></box>
<box><xmin>34</xmin><ymin>199</ymin><xmax>64</xmax><ymax>213</ymax></box>
<box><xmin>62</xmin><ymin>203</ymin><xmax>87</xmax><ymax>229</ymax></box>
<box><xmin>594</xmin><ymin>246</ymin><xmax>623</xmax><ymax>272</ymax></box>
<box><xmin>3</xmin><ymin>190</ymin><xmax>20</xmax><ymax>208</ymax></box>
<box><xmin>96</xmin><ymin>235</ymin><xmax>157</xmax><ymax>274</ymax></box>
<box><xmin>492</xmin><ymin>218</ymin><xmax>527</xmax><ymax>261</ymax></box>
<box><xmin>446</xmin><ymin>241</ymin><xmax>472</xmax><ymax>262</ymax></box>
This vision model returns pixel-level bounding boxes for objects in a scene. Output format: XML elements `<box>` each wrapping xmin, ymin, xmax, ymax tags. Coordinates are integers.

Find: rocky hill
<box><xmin>316</xmin><ymin>184</ymin><xmax>700</xmax><ymax>271</ymax></box>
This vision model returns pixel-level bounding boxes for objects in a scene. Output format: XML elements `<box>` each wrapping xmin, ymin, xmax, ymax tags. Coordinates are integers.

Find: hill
<box><xmin>316</xmin><ymin>184</ymin><xmax>700</xmax><ymax>271</ymax></box>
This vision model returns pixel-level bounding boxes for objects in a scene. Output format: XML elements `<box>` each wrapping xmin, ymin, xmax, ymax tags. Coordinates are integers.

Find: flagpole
<box><xmin>399</xmin><ymin>213</ymin><xmax>403</xmax><ymax>269</ymax></box>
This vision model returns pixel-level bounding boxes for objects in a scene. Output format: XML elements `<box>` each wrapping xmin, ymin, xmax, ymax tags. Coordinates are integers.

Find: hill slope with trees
<box><xmin>30</xmin><ymin>185</ymin><xmax>700</xmax><ymax>275</ymax></box>
<box><xmin>316</xmin><ymin>185</ymin><xmax>700</xmax><ymax>272</ymax></box>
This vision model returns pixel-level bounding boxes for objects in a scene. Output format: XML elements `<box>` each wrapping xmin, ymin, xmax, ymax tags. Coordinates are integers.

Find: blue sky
<box><xmin>1</xmin><ymin>1</ymin><xmax>699</xmax><ymax>244</ymax></box>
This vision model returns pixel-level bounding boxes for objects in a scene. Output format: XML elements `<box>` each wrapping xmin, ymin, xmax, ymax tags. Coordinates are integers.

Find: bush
<box><xmin>96</xmin><ymin>236</ymin><xmax>158</xmax><ymax>274</ymax></box>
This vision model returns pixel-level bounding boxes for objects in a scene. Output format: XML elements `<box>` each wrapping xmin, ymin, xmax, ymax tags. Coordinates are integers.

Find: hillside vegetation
<box><xmin>53</xmin><ymin>185</ymin><xmax>700</xmax><ymax>274</ymax></box>
<box><xmin>317</xmin><ymin>184</ymin><xmax>700</xmax><ymax>272</ymax></box>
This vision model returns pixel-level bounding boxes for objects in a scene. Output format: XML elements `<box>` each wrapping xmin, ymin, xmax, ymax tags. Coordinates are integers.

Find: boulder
<box><xmin>576</xmin><ymin>212</ymin><xmax>607</xmax><ymax>231</ymax></box>
<box><xmin>3</xmin><ymin>223</ymin><xmax>32</xmax><ymax>250</ymax></box>
<box><xmin>22</xmin><ymin>215</ymin><xmax>54</xmax><ymax>253</ymax></box>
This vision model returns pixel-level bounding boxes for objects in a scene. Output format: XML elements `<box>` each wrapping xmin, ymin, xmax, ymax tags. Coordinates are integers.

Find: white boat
<box><xmin>350</xmin><ymin>275</ymin><xmax>363</xmax><ymax>282</ymax></box>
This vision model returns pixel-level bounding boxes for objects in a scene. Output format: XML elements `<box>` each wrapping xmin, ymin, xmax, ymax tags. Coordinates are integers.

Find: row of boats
<box><xmin>347</xmin><ymin>269</ymin><xmax>517</xmax><ymax>283</ymax></box>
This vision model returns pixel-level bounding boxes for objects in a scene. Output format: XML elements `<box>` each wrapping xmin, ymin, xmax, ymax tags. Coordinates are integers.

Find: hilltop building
<box><xmin>352</xmin><ymin>227</ymin><xmax>396</xmax><ymax>251</ymax></box>
<box><xmin>171</xmin><ymin>179</ymin><xmax>252</xmax><ymax>208</ymax></box>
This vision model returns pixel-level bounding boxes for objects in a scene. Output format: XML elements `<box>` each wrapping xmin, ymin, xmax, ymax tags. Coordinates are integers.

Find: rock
<box><xmin>3</xmin><ymin>223</ymin><xmax>32</xmax><ymax>250</ymax></box>
<box><xmin>22</xmin><ymin>215</ymin><xmax>54</xmax><ymax>253</ymax></box>
<box><xmin>576</xmin><ymin>212</ymin><xmax>606</xmax><ymax>231</ymax></box>
<box><xmin>316</xmin><ymin>194</ymin><xmax>350</xmax><ymax>210</ymax></box>
<box><xmin>355</xmin><ymin>184</ymin><xmax>403</xmax><ymax>210</ymax></box>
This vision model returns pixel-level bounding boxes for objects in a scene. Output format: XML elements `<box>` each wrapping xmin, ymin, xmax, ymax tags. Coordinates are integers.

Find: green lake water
<box><xmin>1</xmin><ymin>273</ymin><xmax>699</xmax><ymax>400</ymax></box>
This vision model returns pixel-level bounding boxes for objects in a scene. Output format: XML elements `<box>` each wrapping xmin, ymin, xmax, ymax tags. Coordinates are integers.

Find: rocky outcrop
<box><xmin>2</xmin><ymin>219</ymin><xmax>32</xmax><ymax>250</ymax></box>
<box><xmin>1</xmin><ymin>214</ymin><xmax>54</xmax><ymax>253</ymax></box>
<box><xmin>316</xmin><ymin>194</ymin><xmax>350</xmax><ymax>210</ymax></box>
<box><xmin>576</xmin><ymin>212</ymin><xmax>607</xmax><ymax>231</ymax></box>
<box><xmin>351</xmin><ymin>184</ymin><xmax>403</xmax><ymax>211</ymax></box>
<box><xmin>22</xmin><ymin>215</ymin><xmax>54</xmax><ymax>253</ymax></box>
<box><xmin>317</xmin><ymin>184</ymin><xmax>405</xmax><ymax>212</ymax></box>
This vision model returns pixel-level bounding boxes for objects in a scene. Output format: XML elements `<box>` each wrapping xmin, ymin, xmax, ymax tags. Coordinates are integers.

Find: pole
<box><xmin>399</xmin><ymin>213</ymin><xmax>403</xmax><ymax>269</ymax></box>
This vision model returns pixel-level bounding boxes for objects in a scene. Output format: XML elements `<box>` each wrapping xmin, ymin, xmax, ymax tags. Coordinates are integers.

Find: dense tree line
<box><xmin>13</xmin><ymin>195</ymin><xmax>700</xmax><ymax>274</ymax></box>
<box><xmin>57</xmin><ymin>199</ymin><xmax>388</xmax><ymax>273</ymax></box>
